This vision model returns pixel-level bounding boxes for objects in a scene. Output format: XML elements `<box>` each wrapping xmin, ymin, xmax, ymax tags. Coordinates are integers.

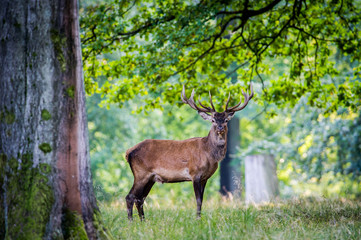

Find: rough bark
<box><xmin>220</xmin><ymin>116</ymin><xmax>241</xmax><ymax>197</ymax></box>
<box><xmin>0</xmin><ymin>0</ymin><xmax>107</xmax><ymax>239</ymax></box>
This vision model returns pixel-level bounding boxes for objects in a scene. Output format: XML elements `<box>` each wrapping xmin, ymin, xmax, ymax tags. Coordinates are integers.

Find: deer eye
<box><xmin>211</xmin><ymin>119</ymin><xmax>215</xmax><ymax>123</ymax></box>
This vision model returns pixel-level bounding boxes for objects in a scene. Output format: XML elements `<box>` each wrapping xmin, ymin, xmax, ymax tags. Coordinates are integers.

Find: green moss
<box><xmin>39</xmin><ymin>143</ymin><xmax>52</xmax><ymax>154</ymax></box>
<box><xmin>66</xmin><ymin>86</ymin><xmax>75</xmax><ymax>99</ymax></box>
<box><xmin>5</xmin><ymin>156</ymin><xmax>55</xmax><ymax>239</ymax></box>
<box><xmin>41</xmin><ymin>109</ymin><xmax>52</xmax><ymax>121</ymax></box>
<box><xmin>22</xmin><ymin>153</ymin><xmax>33</xmax><ymax>161</ymax></box>
<box><xmin>0</xmin><ymin>154</ymin><xmax>5</xmax><ymax>239</ymax></box>
<box><xmin>50</xmin><ymin>29</ymin><xmax>67</xmax><ymax>72</ymax></box>
<box><xmin>39</xmin><ymin>163</ymin><xmax>52</xmax><ymax>174</ymax></box>
<box><xmin>0</xmin><ymin>153</ymin><xmax>6</xmax><ymax>170</ymax></box>
<box><xmin>8</xmin><ymin>157</ymin><xmax>18</xmax><ymax>172</ymax></box>
<box><xmin>62</xmin><ymin>210</ymin><xmax>88</xmax><ymax>240</ymax></box>
<box><xmin>4</xmin><ymin>111</ymin><xmax>15</xmax><ymax>124</ymax></box>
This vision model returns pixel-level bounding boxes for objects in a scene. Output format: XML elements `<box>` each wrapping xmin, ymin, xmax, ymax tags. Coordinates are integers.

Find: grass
<box><xmin>99</xmin><ymin>197</ymin><xmax>361</xmax><ymax>240</ymax></box>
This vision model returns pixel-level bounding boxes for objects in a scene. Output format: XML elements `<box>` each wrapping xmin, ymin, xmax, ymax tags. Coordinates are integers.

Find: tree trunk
<box><xmin>220</xmin><ymin>116</ymin><xmax>241</xmax><ymax>198</ymax></box>
<box><xmin>0</xmin><ymin>0</ymin><xmax>108</xmax><ymax>239</ymax></box>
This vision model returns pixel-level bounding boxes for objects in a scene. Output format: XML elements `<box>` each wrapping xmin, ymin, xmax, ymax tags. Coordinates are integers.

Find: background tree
<box><xmin>80</xmin><ymin>0</ymin><xmax>361</xmax><ymax>198</ymax></box>
<box><xmin>0</xmin><ymin>0</ymin><xmax>109</xmax><ymax>238</ymax></box>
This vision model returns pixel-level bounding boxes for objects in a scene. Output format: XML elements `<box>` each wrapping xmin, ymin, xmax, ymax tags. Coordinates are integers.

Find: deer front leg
<box><xmin>193</xmin><ymin>177</ymin><xmax>207</xmax><ymax>218</ymax></box>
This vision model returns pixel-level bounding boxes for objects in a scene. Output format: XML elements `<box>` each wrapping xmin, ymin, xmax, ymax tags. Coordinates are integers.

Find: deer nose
<box><xmin>217</xmin><ymin>126</ymin><xmax>224</xmax><ymax>132</ymax></box>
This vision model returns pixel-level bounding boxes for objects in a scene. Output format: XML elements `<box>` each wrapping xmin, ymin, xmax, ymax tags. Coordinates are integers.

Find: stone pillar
<box><xmin>245</xmin><ymin>154</ymin><xmax>279</xmax><ymax>203</ymax></box>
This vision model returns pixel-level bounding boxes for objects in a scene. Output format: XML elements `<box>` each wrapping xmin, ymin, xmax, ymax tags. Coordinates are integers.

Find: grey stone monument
<box><xmin>245</xmin><ymin>154</ymin><xmax>279</xmax><ymax>203</ymax></box>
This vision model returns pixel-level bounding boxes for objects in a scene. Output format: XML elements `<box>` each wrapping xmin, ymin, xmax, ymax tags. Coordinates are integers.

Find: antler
<box><xmin>181</xmin><ymin>85</ymin><xmax>216</xmax><ymax>113</ymax></box>
<box><xmin>224</xmin><ymin>84</ymin><xmax>254</xmax><ymax>112</ymax></box>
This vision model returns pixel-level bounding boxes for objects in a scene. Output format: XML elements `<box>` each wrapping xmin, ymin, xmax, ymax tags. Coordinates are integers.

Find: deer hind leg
<box><xmin>135</xmin><ymin>179</ymin><xmax>155</xmax><ymax>221</ymax></box>
<box><xmin>193</xmin><ymin>178</ymin><xmax>208</xmax><ymax>218</ymax></box>
<box><xmin>126</xmin><ymin>185</ymin><xmax>136</xmax><ymax>221</ymax></box>
<box><xmin>127</xmin><ymin>177</ymin><xmax>154</xmax><ymax>221</ymax></box>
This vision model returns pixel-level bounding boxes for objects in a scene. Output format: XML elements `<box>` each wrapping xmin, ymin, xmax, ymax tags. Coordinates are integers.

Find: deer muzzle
<box><xmin>217</xmin><ymin>126</ymin><xmax>225</xmax><ymax>134</ymax></box>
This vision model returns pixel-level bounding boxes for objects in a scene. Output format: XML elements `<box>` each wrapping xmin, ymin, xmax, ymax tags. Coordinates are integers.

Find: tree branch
<box><xmin>216</xmin><ymin>0</ymin><xmax>281</xmax><ymax>17</ymax></box>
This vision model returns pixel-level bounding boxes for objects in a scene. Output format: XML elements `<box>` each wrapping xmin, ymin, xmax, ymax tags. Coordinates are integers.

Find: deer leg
<box><xmin>126</xmin><ymin>186</ymin><xmax>136</xmax><ymax>221</ymax></box>
<box><xmin>193</xmin><ymin>178</ymin><xmax>207</xmax><ymax>218</ymax></box>
<box><xmin>126</xmin><ymin>179</ymin><xmax>148</xmax><ymax>221</ymax></box>
<box><xmin>135</xmin><ymin>180</ymin><xmax>155</xmax><ymax>221</ymax></box>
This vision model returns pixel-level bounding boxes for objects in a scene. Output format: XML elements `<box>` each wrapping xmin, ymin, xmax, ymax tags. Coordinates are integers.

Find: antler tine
<box><xmin>198</xmin><ymin>99</ymin><xmax>213</xmax><ymax>111</ymax></box>
<box><xmin>225</xmin><ymin>83</ymin><xmax>254</xmax><ymax>112</ymax></box>
<box><xmin>181</xmin><ymin>85</ymin><xmax>214</xmax><ymax>113</ymax></box>
<box><xmin>181</xmin><ymin>85</ymin><xmax>188</xmax><ymax>103</ymax></box>
<box><xmin>224</xmin><ymin>92</ymin><xmax>231</xmax><ymax>112</ymax></box>
<box><xmin>209</xmin><ymin>91</ymin><xmax>216</xmax><ymax>111</ymax></box>
<box><xmin>249</xmin><ymin>83</ymin><xmax>254</xmax><ymax>98</ymax></box>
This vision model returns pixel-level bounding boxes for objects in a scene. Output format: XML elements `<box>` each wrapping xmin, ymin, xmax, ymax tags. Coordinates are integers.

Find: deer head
<box><xmin>181</xmin><ymin>84</ymin><xmax>254</xmax><ymax>144</ymax></box>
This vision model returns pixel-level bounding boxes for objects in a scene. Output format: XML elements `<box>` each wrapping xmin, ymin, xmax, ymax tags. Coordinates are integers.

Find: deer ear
<box><xmin>226</xmin><ymin>112</ymin><xmax>235</xmax><ymax>121</ymax></box>
<box><xmin>198</xmin><ymin>112</ymin><xmax>213</xmax><ymax>121</ymax></box>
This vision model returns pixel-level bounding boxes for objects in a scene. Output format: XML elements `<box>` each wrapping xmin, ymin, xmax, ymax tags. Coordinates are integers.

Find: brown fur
<box><xmin>125</xmin><ymin>124</ymin><xmax>228</xmax><ymax>220</ymax></box>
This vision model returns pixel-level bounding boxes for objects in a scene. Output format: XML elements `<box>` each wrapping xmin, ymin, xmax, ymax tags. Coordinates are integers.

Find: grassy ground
<box><xmin>99</xmin><ymin>197</ymin><xmax>361</xmax><ymax>240</ymax></box>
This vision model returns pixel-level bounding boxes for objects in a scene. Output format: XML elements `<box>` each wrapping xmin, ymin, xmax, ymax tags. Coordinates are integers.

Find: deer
<box><xmin>125</xmin><ymin>84</ymin><xmax>254</xmax><ymax>220</ymax></box>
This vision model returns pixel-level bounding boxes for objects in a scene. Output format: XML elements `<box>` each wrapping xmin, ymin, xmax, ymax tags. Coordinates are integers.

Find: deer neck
<box><xmin>205</xmin><ymin>126</ymin><xmax>228</xmax><ymax>162</ymax></box>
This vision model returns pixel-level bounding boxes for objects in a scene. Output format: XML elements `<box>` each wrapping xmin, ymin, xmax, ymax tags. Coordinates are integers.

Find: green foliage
<box><xmin>238</xmin><ymin>96</ymin><xmax>361</xmax><ymax>196</ymax></box>
<box><xmin>80</xmin><ymin>0</ymin><xmax>361</xmax><ymax>198</ymax></box>
<box><xmin>80</xmin><ymin>0</ymin><xmax>361</xmax><ymax>113</ymax></box>
<box><xmin>99</xmin><ymin>197</ymin><xmax>361</xmax><ymax>239</ymax></box>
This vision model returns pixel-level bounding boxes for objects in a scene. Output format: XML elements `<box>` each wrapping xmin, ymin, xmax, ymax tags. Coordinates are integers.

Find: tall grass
<box><xmin>99</xmin><ymin>197</ymin><xmax>361</xmax><ymax>240</ymax></box>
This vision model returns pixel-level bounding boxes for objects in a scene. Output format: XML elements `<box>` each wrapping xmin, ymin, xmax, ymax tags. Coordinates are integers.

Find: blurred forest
<box><xmin>80</xmin><ymin>0</ymin><xmax>361</xmax><ymax>203</ymax></box>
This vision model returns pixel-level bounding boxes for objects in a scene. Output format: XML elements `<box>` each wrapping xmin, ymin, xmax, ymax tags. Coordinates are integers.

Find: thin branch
<box><xmin>290</xmin><ymin>25</ymin><xmax>335</xmax><ymax>42</ymax></box>
<box><xmin>224</xmin><ymin>61</ymin><xmax>249</xmax><ymax>79</ymax></box>
<box><xmin>216</xmin><ymin>0</ymin><xmax>281</xmax><ymax>16</ymax></box>
<box><xmin>247</xmin><ymin>0</ymin><xmax>282</xmax><ymax>16</ymax></box>
<box><xmin>249</xmin><ymin>104</ymin><xmax>268</xmax><ymax>122</ymax></box>
<box><xmin>255</xmin><ymin>63</ymin><xmax>266</xmax><ymax>93</ymax></box>
<box><xmin>170</xmin><ymin>15</ymin><xmax>244</xmax><ymax>77</ymax></box>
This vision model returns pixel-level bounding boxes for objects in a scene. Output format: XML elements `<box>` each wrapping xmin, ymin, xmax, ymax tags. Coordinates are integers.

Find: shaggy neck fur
<box><xmin>206</xmin><ymin>126</ymin><xmax>228</xmax><ymax>162</ymax></box>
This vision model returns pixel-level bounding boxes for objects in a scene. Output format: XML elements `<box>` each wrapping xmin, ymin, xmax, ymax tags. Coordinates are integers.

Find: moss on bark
<box><xmin>50</xmin><ymin>29</ymin><xmax>67</xmax><ymax>72</ymax></box>
<box><xmin>0</xmin><ymin>154</ymin><xmax>6</xmax><ymax>239</ymax></box>
<box><xmin>41</xmin><ymin>109</ymin><xmax>52</xmax><ymax>121</ymax></box>
<box><xmin>62</xmin><ymin>210</ymin><xmax>88</xmax><ymax>240</ymax></box>
<box><xmin>66</xmin><ymin>85</ymin><xmax>75</xmax><ymax>99</ymax></box>
<box><xmin>5</xmin><ymin>154</ymin><xmax>55</xmax><ymax>239</ymax></box>
<box><xmin>4</xmin><ymin>111</ymin><xmax>15</xmax><ymax>124</ymax></box>
<box><xmin>39</xmin><ymin>143</ymin><xmax>52</xmax><ymax>154</ymax></box>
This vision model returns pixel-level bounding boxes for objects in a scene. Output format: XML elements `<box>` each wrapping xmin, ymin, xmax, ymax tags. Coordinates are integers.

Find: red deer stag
<box><xmin>125</xmin><ymin>84</ymin><xmax>254</xmax><ymax>220</ymax></box>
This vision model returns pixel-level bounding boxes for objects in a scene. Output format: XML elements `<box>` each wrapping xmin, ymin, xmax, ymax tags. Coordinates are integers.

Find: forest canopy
<box><xmin>80</xmin><ymin>0</ymin><xmax>361</xmax><ymax>114</ymax></box>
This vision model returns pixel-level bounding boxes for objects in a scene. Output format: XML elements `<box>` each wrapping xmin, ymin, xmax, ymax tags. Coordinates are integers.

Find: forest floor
<box><xmin>99</xmin><ymin>197</ymin><xmax>361</xmax><ymax>240</ymax></box>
